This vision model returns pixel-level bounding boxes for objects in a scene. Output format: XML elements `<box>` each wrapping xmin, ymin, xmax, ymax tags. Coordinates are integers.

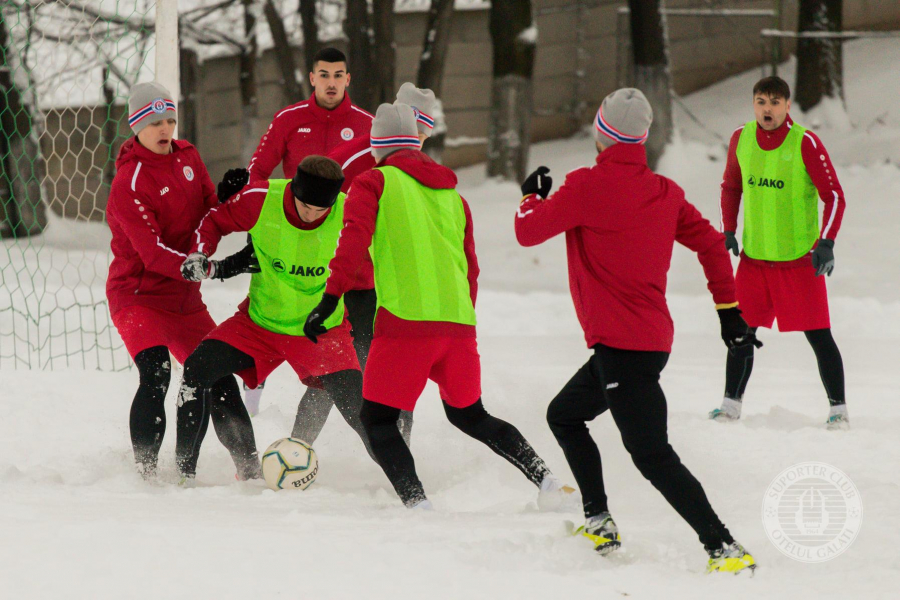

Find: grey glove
<box><xmin>724</xmin><ymin>231</ymin><xmax>739</xmax><ymax>257</ymax></box>
<box><xmin>181</xmin><ymin>252</ymin><xmax>214</xmax><ymax>282</ymax></box>
<box><xmin>811</xmin><ymin>239</ymin><xmax>835</xmax><ymax>277</ymax></box>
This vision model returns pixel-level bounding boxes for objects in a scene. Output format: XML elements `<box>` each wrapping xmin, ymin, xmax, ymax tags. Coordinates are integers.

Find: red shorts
<box><xmin>112</xmin><ymin>305</ymin><xmax>216</xmax><ymax>364</ymax></box>
<box><xmin>736</xmin><ymin>259</ymin><xmax>830</xmax><ymax>332</ymax></box>
<box><xmin>205</xmin><ymin>310</ymin><xmax>359</xmax><ymax>389</ymax></box>
<box><xmin>362</xmin><ymin>336</ymin><xmax>482</xmax><ymax>411</ymax></box>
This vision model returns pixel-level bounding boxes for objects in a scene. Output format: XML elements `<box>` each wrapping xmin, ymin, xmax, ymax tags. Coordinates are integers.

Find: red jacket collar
<box><xmin>306</xmin><ymin>91</ymin><xmax>354</xmax><ymax>122</ymax></box>
<box><xmin>116</xmin><ymin>137</ymin><xmax>191</xmax><ymax>169</ymax></box>
<box><xmin>755</xmin><ymin>114</ymin><xmax>794</xmax><ymax>148</ymax></box>
<box><xmin>377</xmin><ymin>149</ymin><xmax>458</xmax><ymax>189</ymax></box>
<box><xmin>595</xmin><ymin>142</ymin><xmax>648</xmax><ymax>166</ymax></box>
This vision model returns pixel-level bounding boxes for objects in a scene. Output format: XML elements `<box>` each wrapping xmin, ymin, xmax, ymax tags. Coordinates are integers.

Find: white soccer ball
<box><xmin>261</xmin><ymin>438</ymin><xmax>319</xmax><ymax>491</ymax></box>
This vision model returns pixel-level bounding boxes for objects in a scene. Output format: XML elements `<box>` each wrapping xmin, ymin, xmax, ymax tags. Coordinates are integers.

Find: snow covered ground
<box><xmin>2</xmin><ymin>40</ymin><xmax>900</xmax><ymax>599</ymax></box>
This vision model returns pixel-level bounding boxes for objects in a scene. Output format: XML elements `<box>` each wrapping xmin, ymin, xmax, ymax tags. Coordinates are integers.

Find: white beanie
<box><xmin>593</xmin><ymin>88</ymin><xmax>653</xmax><ymax>147</ymax></box>
<box><xmin>128</xmin><ymin>82</ymin><xmax>177</xmax><ymax>135</ymax></box>
<box><xmin>395</xmin><ymin>82</ymin><xmax>436</xmax><ymax>136</ymax></box>
<box><xmin>370</xmin><ymin>103</ymin><xmax>420</xmax><ymax>162</ymax></box>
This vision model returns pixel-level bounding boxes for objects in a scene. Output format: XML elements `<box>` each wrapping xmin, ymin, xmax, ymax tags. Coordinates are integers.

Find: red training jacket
<box><xmin>106</xmin><ymin>138</ymin><xmax>218</xmax><ymax>316</ymax></box>
<box><xmin>247</xmin><ymin>93</ymin><xmax>374</xmax><ymax>182</ymax></box>
<box><xmin>328</xmin><ymin>136</ymin><xmax>375</xmax><ymax>194</ymax></box>
<box><xmin>720</xmin><ymin>115</ymin><xmax>846</xmax><ymax>265</ymax></box>
<box><xmin>325</xmin><ymin>149</ymin><xmax>479</xmax><ymax>338</ymax></box>
<box><xmin>515</xmin><ymin>143</ymin><xmax>736</xmax><ymax>353</ymax></box>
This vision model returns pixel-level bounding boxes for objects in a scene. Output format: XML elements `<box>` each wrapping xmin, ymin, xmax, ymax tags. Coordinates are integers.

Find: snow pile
<box><xmin>2</xmin><ymin>39</ymin><xmax>900</xmax><ymax>599</ymax></box>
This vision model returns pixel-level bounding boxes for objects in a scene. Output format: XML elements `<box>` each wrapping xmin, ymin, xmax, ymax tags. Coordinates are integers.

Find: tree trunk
<box><xmin>795</xmin><ymin>0</ymin><xmax>843</xmax><ymax>111</ymax></box>
<box><xmin>299</xmin><ymin>0</ymin><xmax>319</xmax><ymax>79</ymax></box>
<box><xmin>417</xmin><ymin>0</ymin><xmax>454</xmax><ymax>162</ymax></box>
<box><xmin>178</xmin><ymin>43</ymin><xmax>201</xmax><ymax>145</ymax></box>
<box><xmin>0</xmin><ymin>14</ymin><xmax>47</xmax><ymax>238</ymax></box>
<box><xmin>628</xmin><ymin>0</ymin><xmax>673</xmax><ymax>170</ymax></box>
<box><xmin>101</xmin><ymin>66</ymin><xmax>119</xmax><ymax>195</ymax></box>
<box><xmin>371</xmin><ymin>0</ymin><xmax>395</xmax><ymax>106</ymax></box>
<box><xmin>344</xmin><ymin>0</ymin><xmax>375</xmax><ymax>111</ymax></box>
<box><xmin>264</xmin><ymin>0</ymin><xmax>304</xmax><ymax>105</ymax></box>
<box><xmin>487</xmin><ymin>0</ymin><xmax>535</xmax><ymax>182</ymax></box>
<box><xmin>239</xmin><ymin>0</ymin><xmax>259</xmax><ymax>165</ymax></box>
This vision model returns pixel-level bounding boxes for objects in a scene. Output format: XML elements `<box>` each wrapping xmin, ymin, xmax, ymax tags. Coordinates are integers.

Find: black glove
<box><xmin>717</xmin><ymin>307</ymin><xmax>763</xmax><ymax>351</ymax></box>
<box><xmin>811</xmin><ymin>239</ymin><xmax>835</xmax><ymax>277</ymax></box>
<box><xmin>724</xmin><ymin>231</ymin><xmax>739</xmax><ymax>257</ymax></box>
<box><xmin>213</xmin><ymin>242</ymin><xmax>261</xmax><ymax>281</ymax></box>
<box><xmin>217</xmin><ymin>168</ymin><xmax>250</xmax><ymax>203</ymax></box>
<box><xmin>303</xmin><ymin>293</ymin><xmax>340</xmax><ymax>344</ymax></box>
<box><xmin>521</xmin><ymin>166</ymin><xmax>553</xmax><ymax>199</ymax></box>
<box><xmin>181</xmin><ymin>252</ymin><xmax>212</xmax><ymax>281</ymax></box>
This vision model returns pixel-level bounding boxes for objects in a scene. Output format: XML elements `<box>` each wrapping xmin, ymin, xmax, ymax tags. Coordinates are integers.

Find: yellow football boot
<box><xmin>707</xmin><ymin>542</ymin><xmax>757</xmax><ymax>575</ymax></box>
<box><xmin>575</xmin><ymin>513</ymin><xmax>621</xmax><ymax>556</ymax></box>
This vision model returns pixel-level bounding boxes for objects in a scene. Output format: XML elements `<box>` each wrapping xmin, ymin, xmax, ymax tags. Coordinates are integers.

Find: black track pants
<box><xmin>360</xmin><ymin>398</ymin><xmax>551</xmax><ymax>506</ymax></box>
<box><xmin>547</xmin><ymin>344</ymin><xmax>734</xmax><ymax>552</ymax></box>
<box><xmin>725</xmin><ymin>327</ymin><xmax>845</xmax><ymax>405</ymax></box>
<box><xmin>175</xmin><ymin>340</ymin><xmax>260</xmax><ymax>477</ymax></box>
<box><xmin>130</xmin><ymin>346</ymin><xmax>172</xmax><ymax>472</ymax></box>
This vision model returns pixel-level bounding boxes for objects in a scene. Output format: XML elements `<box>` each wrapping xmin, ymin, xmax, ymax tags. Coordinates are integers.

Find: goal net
<box><xmin>1</xmin><ymin>0</ymin><xmax>157</xmax><ymax>369</ymax></box>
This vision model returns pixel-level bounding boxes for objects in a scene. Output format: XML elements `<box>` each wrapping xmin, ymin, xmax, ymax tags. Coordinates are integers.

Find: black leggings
<box><xmin>175</xmin><ymin>340</ymin><xmax>260</xmax><ymax>477</ymax></box>
<box><xmin>130</xmin><ymin>346</ymin><xmax>173</xmax><ymax>471</ymax></box>
<box><xmin>547</xmin><ymin>344</ymin><xmax>733</xmax><ymax>552</ymax></box>
<box><xmin>725</xmin><ymin>327</ymin><xmax>845</xmax><ymax>405</ymax></box>
<box><xmin>360</xmin><ymin>398</ymin><xmax>551</xmax><ymax>507</ymax></box>
<box><xmin>293</xmin><ymin>289</ymin><xmax>413</xmax><ymax>446</ymax></box>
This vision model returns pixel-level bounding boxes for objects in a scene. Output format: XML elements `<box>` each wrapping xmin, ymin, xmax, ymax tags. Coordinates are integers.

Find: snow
<box><xmin>3</xmin><ymin>39</ymin><xmax>900</xmax><ymax>598</ymax></box>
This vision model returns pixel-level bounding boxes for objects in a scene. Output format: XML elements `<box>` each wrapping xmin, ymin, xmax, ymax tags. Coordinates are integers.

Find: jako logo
<box><xmin>748</xmin><ymin>176</ymin><xmax>785</xmax><ymax>189</ymax></box>
<box><xmin>289</xmin><ymin>265</ymin><xmax>326</xmax><ymax>277</ymax></box>
<box><xmin>298</xmin><ymin>127</ymin><xmax>312</xmax><ymax>133</ymax></box>
<box><xmin>159</xmin><ymin>187</ymin><xmax>170</xmax><ymax>196</ymax></box>
<box><xmin>272</xmin><ymin>259</ymin><xmax>286</xmax><ymax>273</ymax></box>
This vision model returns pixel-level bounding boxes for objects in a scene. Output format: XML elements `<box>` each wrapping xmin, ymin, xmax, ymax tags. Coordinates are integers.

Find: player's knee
<box><xmin>629</xmin><ymin>445</ymin><xmax>680</xmax><ymax>478</ymax></box>
<box><xmin>135</xmin><ymin>346</ymin><xmax>171</xmax><ymax>396</ymax></box>
<box><xmin>546</xmin><ymin>395</ymin><xmax>582</xmax><ymax>437</ymax></box>
<box><xmin>442</xmin><ymin>399</ymin><xmax>487</xmax><ymax>434</ymax></box>
<box><xmin>360</xmin><ymin>400</ymin><xmax>401</xmax><ymax>438</ymax></box>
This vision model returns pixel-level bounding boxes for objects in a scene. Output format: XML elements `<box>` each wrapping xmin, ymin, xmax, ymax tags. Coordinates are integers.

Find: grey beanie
<box><xmin>593</xmin><ymin>88</ymin><xmax>652</xmax><ymax>147</ymax></box>
<box><xmin>128</xmin><ymin>82</ymin><xmax>177</xmax><ymax>135</ymax></box>
<box><xmin>394</xmin><ymin>82</ymin><xmax>436</xmax><ymax>136</ymax></box>
<box><xmin>370</xmin><ymin>103</ymin><xmax>420</xmax><ymax>162</ymax></box>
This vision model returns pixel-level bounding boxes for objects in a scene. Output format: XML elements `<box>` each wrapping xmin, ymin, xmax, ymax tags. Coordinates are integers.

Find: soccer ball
<box><xmin>261</xmin><ymin>438</ymin><xmax>319</xmax><ymax>491</ymax></box>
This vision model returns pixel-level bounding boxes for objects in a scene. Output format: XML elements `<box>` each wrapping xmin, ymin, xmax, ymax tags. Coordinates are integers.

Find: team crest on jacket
<box><xmin>183</xmin><ymin>166</ymin><xmax>194</xmax><ymax>181</ymax></box>
<box><xmin>341</xmin><ymin>128</ymin><xmax>354</xmax><ymax>141</ymax></box>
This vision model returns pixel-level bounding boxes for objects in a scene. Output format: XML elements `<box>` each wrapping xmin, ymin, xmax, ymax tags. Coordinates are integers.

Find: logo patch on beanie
<box><xmin>183</xmin><ymin>166</ymin><xmax>194</xmax><ymax>181</ymax></box>
<box><xmin>152</xmin><ymin>98</ymin><xmax>167</xmax><ymax>114</ymax></box>
<box><xmin>341</xmin><ymin>128</ymin><xmax>354</xmax><ymax>141</ymax></box>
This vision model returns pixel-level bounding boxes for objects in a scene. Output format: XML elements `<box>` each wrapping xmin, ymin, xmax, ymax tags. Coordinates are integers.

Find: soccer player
<box><xmin>176</xmin><ymin>156</ymin><xmax>374</xmax><ymax>480</ymax></box>
<box><xmin>515</xmin><ymin>89</ymin><xmax>757</xmax><ymax>573</ymax></box>
<box><xmin>107</xmin><ymin>82</ymin><xmax>258</xmax><ymax>479</ymax></box>
<box><xmin>708</xmin><ymin>76</ymin><xmax>848</xmax><ymax>429</ymax></box>
<box><xmin>304</xmin><ymin>104</ymin><xmax>574</xmax><ymax>511</ymax></box>
<box><xmin>291</xmin><ymin>82</ymin><xmax>437</xmax><ymax>447</ymax></box>
<box><xmin>232</xmin><ymin>46</ymin><xmax>373</xmax><ymax>417</ymax></box>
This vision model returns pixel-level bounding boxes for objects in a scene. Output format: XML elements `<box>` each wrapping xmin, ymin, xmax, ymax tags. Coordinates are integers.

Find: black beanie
<box><xmin>290</xmin><ymin>166</ymin><xmax>345</xmax><ymax>208</ymax></box>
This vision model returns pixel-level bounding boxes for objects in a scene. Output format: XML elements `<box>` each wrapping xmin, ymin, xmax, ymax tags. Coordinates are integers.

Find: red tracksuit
<box><xmin>328</xmin><ymin>136</ymin><xmax>374</xmax><ymax>194</ymax></box>
<box><xmin>106</xmin><ymin>138</ymin><xmax>220</xmax><ymax>363</ymax></box>
<box><xmin>188</xmin><ymin>183</ymin><xmax>359</xmax><ymax>388</ymax></box>
<box><xmin>720</xmin><ymin>116</ymin><xmax>845</xmax><ymax>331</ymax></box>
<box><xmin>515</xmin><ymin>143</ymin><xmax>736</xmax><ymax>353</ymax></box>
<box><xmin>324</xmin><ymin>150</ymin><xmax>481</xmax><ymax>410</ymax></box>
<box><xmin>247</xmin><ymin>93</ymin><xmax>374</xmax><ymax>182</ymax></box>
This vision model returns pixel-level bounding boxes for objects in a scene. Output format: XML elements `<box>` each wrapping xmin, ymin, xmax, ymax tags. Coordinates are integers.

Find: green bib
<box><xmin>247</xmin><ymin>180</ymin><xmax>345</xmax><ymax>335</ymax></box>
<box><xmin>371</xmin><ymin>166</ymin><xmax>476</xmax><ymax>325</ymax></box>
<box><xmin>736</xmin><ymin>120</ymin><xmax>820</xmax><ymax>261</ymax></box>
